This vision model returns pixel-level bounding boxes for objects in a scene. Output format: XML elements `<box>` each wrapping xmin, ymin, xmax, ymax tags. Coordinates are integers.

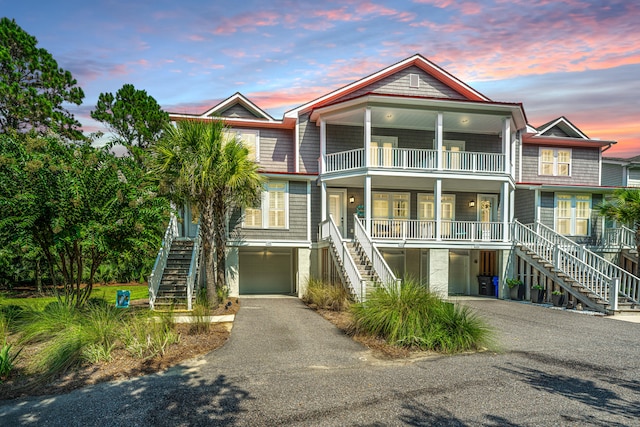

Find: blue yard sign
<box><xmin>116</xmin><ymin>290</ymin><xmax>131</xmax><ymax>308</ymax></box>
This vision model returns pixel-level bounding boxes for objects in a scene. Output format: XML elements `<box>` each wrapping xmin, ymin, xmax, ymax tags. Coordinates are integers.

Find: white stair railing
<box><xmin>354</xmin><ymin>214</ymin><xmax>401</xmax><ymax>290</ymax></box>
<box><xmin>148</xmin><ymin>213</ymin><xmax>179</xmax><ymax>310</ymax></box>
<box><xmin>320</xmin><ymin>217</ymin><xmax>366</xmax><ymax>301</ymax></box>
<box><xmin>532</xmin><ymin>221</ymin><xmax>639</xmax><ymax>304</ymax></box>
<box><xmin>185</xmin><ymin>225</ymin><xmax>201</xmax><ymax>311</ymax></box>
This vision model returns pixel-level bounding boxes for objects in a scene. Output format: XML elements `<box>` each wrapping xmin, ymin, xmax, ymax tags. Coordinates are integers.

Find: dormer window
<box><xmin>539</xmin><ymin>147</ymin><xmax>571</xmax><ymax>176</ymax></box>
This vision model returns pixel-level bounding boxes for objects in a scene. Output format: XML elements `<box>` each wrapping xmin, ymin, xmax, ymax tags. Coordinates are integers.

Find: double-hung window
<box><xmin>555</xmin><ymin>193</ymin><xmax>590</xmax><ymax>236</ymax></box>
<box><xmin>223</xmin><ymin>129</ymin><xmax>260</xmax><ymax>162</ymax></box>
<box><xmin>539</xmin><ymin>147</ymin><xmax>571</xmax><ymax>176</ymax></box>
<box><xmin>243</xmin><ymin>181</ymin><xmax>287</xmax><ymax>229</ymax></box>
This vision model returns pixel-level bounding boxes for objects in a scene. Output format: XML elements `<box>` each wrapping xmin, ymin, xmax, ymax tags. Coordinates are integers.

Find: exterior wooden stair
<box><xmin>154</xmin><ymin>240</ymin><xmax>195</xmax><ymax>310</ymax></box>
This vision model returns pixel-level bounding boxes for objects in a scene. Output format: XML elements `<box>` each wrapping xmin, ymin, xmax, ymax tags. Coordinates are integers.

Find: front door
<box><xmin>328</xmin><ymin>189</ymin><xmax>347</xmax><ymax>236</ymax></box>
<box><xmin>477</xmin><ymin>194</ymin><xmax>499</xmax><ymax>240</ymax></box>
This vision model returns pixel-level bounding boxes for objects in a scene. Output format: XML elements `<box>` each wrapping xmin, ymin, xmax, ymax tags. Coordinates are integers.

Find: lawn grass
<box><xmin>0</xmin><ymin>284</ymin><xmax>149</xmax><ymax>310</ymax></box>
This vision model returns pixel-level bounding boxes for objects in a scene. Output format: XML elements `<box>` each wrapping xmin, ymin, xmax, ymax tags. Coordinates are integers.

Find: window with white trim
<box><xmin>417</xmin><ymin>194</ymin><xmax>455</xmax><ymax>220</ymax></box>
<box><xmin>243</xmin><ymin>181</ymin><xmax>287</xmax><ymax>229</ymax></box>
<box><xmin>223</xmin><ymin>129</ymin><xmax>259</xmax><ymax>161</ymax></box>
<box><xmin>539</xmin><ymin>147</ymin><xmax>571</xmax><ymax>176</ymax></box>
<box><xmin>555</xmin><ymin>193</ymin><xmax>590</xmax><ymax>236</ymax></box>
<box><xmin>372</xmin><ymin>192</ymin><xmax>409</xmax><ymax>219</ymax></box>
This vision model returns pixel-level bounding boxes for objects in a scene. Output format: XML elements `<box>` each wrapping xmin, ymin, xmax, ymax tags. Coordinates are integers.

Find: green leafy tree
<box><xmin>152</xmin><ymin>119</ymin><xmax>263</xmax><ymax>306</ymax></box>
<box><xmin>91</xmin><ymin>84</ymin><xmax>169</xmax><ymax>163</ymax></box>
<box><xmin>0</xmin><ymin>18</ymin><xmax>84</xmax><ymax>139</ymax></box>
<box><xmin>0</xmin><ymin>133</ymin><xmax>169</xmax><ymax>306</ymax></box>
<box><xmin>598</xmin><ymin>188</ymin><xmax>640</xmax><ymax>274</ymax></box>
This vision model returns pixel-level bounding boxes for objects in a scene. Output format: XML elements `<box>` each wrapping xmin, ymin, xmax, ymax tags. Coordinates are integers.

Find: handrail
<box><xmin>354</xmin><ymin>214</ymin><xmax>400</xmax><ymax>290</ymax></box>
<box><xmin>366</xmin><ymin>218</ymin><xmax>505</xmax><ymax>242</ymax></box>
<box><xmin>531</xmin><ymin>221</ymin><xmax>639</xmax><ymax>304</ymax></box>
<box><xmin>185</xmin><ymin>225</ymin><xmax>201</xmax><ymax>311</ymax></box>
<box><xmin>148</xmin><ymin>213</ymin><xmax>179</xmax><ymax>310</ymax></box>
<box><xmin>320</xmin><ymin>216</ymin><xmax>366</xmax><ymax>301</ymax></box>
<box><xmin>513</xmin><ymin>221</ymin><xmax>611</xmax><ymax>302</ymax></box>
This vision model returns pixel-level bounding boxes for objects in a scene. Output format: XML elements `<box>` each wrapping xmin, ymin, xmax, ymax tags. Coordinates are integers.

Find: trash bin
<box><xmin>477</xmin><ymin>275</ymin><xmax>492</xmax><ymax>296</ymax></box>
<box><xmin>492</xmin><ymin>276</ymin><xmax>499</xmax><ymax>298</ymax></box>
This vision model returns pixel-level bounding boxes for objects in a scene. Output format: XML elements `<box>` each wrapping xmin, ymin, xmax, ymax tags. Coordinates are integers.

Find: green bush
<box><xmin>303</xmin><ymin>278</ymin><xmax>351</xmax><ymax>311</ymax></box>
<box><xmin>351</xmin><ymin>279</ymin><xmax>491</xmax><ymax>353</ymax></box>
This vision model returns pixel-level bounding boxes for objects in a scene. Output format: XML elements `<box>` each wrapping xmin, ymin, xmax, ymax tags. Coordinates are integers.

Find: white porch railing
<box><xmin>320</xmin><ymin>216</ymin><xmax>366</xmax><ymax>301</ymax></box>
<box><xmin>367</xmin><ymin>219</ymin><xmax>505</xmax><ymax>242</ymax></box>
<box><xmin>353</xmin><ymin>215</ymin><xmax>401</xmax><ymax>291</ymax></box>
<box><xmin>148</xmin><ymin>213</ymin><xmax>179</xmax><ymax>310</ymax></box>
<box><xmin>603</xmin><ymin>226</ymin><xmax>636</xmax><ymax>250</ymax></box>
<box><xmin>324</xmin><ymin>148</ymin><xmax>505</xmax><ymax>174</ymax></box>
<box><xmin>515</xmin><ymin>221</ymin><xmax>640</xmax><ymax>308</ymax></box>
<box><xmin>185</xmin><ymin>226</ymin><xmax>201</xmax><ymax>311</ymax></box>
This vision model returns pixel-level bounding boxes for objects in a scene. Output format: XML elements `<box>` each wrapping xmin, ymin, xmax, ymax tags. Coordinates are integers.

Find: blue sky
<box><xmin>3</xmin><ymin>0</ymin><xmax>639</xmax><ymax>157</ymax></box>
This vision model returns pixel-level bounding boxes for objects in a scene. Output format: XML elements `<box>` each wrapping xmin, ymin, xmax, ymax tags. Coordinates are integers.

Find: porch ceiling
<box><xmin>321</xmin><ymin>106</ymin><xmax>506</xmax><ymax>134</ymax></box>
<box><xmin>325</xmin><ymin>174</ymin><xmax>508</xmax><ymax>193</ymax></box>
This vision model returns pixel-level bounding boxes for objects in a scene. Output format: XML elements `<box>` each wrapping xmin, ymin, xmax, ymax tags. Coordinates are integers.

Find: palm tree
<box><xmin>597</xmin><ymin>188</ymin><xmax>640</xmax><ymax>274</ymax></box>
<box><xmin>152</xmin><ymin>119</ymin><xmax>264</xmax><ymax>306</ymax></box>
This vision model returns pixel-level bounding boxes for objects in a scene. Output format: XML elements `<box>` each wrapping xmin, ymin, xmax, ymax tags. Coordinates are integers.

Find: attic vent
<box><xmin>409</xmin><ymin>73</ymin><xmax>420</xmax><ymax>88</ymax></box>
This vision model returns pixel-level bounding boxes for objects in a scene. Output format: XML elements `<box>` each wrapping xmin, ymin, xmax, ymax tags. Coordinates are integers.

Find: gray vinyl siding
<box><xmin>539</xmin><ymin>192</ymin><xmax>555</xmax><ymax>229</ymax></box>
<box><xmin>444</xmin><ymin>132</ymin><xmax>501</xmax><ymax>152</ymax></box>
<box><xmin>298</xmin><ymin>113</ymin><xmax>320</xmax><ymax>174</ymax></box>
<box><xmin>335</xmin><ymin>66</ymin><xmax>467</xmax><ymax>102</ymax></box>
<box><xmin>601</xmin><ymin>163</ymin><xmax>624</xmax><ymax>186</ymax></box>
<box><xmin>628</xmin><ymin>168</ymin><xmax>640</xmax><ymax>187</ymax></box>
<box><xmin>520</xmin><ymin>145</ymin><xmax>600</xmax><ymax>185</ymax></box>
<box><xmin>514</xmin><ymin>189</ymin><xmax>535</xmax><ymax>224</ymax></box>
<box><xmin>231</xmin><ymin>180</ymin><xmax>308</xmax><ymax>241</ymax></box>
<box><xmin>219</xmin><ymin>104</ymin><xmax>262</xmax><ymax>119</ymax></box>
<box><xmin>326</xmin><ymin>124</ymin><xmax>363</xmax><ymax>154</ymax></box>
<box><xmin>310</xmin><ymin>184</ymin><xmax>322</xmax><ymax>243</ymax></box>
<box><xmin>258</xmin><ymin>128</ymin><xmax>294</xmax><ymax>172</ymax></box>
<box><xmin>541</xmin><ymin>126</ymin><xmax>570</xmax><ymax>138</ymax></box>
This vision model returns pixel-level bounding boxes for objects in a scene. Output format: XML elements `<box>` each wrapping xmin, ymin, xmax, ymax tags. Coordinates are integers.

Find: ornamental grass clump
<box><xmin>350</xmin><ymin>279</ymin><xmax>491</xmax><ymax>353</ymax></box>
<box><xmin>302</xmin><ymin>278</ymin><xmax>351</xmax><ymax>311</ymax></box>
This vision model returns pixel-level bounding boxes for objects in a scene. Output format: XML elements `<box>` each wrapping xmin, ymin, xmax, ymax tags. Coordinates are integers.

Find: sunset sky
<box><xmin>3</xmin><ymin>0</ymin><xmax>639</xmax><ymax>157</ymax></box>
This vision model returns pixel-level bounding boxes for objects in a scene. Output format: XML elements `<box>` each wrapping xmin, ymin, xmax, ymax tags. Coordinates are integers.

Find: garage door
<box><xmin>239</xmin><ymin>248</ymin><xmax>293</xmax><ymax>294</ymax></box>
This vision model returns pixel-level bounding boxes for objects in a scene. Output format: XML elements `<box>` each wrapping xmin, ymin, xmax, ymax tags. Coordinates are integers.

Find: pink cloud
<box><xmin>212</xmin><ymin>11</ymin><xmax>280</xmax><ymax>35</ymax></box>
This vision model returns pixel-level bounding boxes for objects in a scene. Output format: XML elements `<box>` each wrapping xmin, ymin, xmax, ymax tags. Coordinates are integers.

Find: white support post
<box><xmin>321</xmin><ymin>181</ymin><xmax>327</xmax><ymax>222</ymax></box>
<box><xmin>436</xmin><ymin>112</ymin><xmax>443</xmax><ymax>171</ymax></box>
<box><xmin>502</xmin><ymin>117</ymin><xmax>511</xmax><ymax>175</ymax></box>
<box><xmin>609</xmin><ymin>277</ymin><xmax>619</xmax><ymax>311</ymax></box>
<box><xmin>435</xmin><ymin>179</ymin><xmax>442</xmax><ymax>241</ymax></box>
<box><xmin>295</xmin><ymin>120</ymin><xmax>300</xmax><ymax>173</ymax></box>
<box><xmin>365</xmin><ymin>175</ymin><xmax>372</xmax><ymax>234</ymax></box>
<box><xmin>364</xmin><ymin>107</ymin><xmax>371</xmax><ymax>167</ymax></box>
<box><xmin>319</xmin><ymin>118</ymin><xmax>326</xmax><ymax>174</ymax></box>
<box><xmin>502</xmin><ymin>182</ymin><xmax>509</xmax><ymax>242</ymax></box>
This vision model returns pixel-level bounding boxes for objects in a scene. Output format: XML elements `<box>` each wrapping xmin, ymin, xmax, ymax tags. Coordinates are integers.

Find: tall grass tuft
<box><xmin>120</xmin><ymin>311</ymin><xmax>179</xmax><ymax>360</ymax></box>
<box><xmin>303</xmin><ymin>278</ymin><xmax>351</xmax><ymax>311</ymax></box>
<box><xmin>18</xmin><ymin>302</ymin><xmax>80</xmax><ymax>344</ymax></box>
<box><xmin>351</xmin><ymin>279</ymin><xmax>491</xmax><ymax>353</ymax></box>
<box><xmin>0</xmin><ymin>339</ymin><xmax>21</xmax><ymax>382</ymax></box>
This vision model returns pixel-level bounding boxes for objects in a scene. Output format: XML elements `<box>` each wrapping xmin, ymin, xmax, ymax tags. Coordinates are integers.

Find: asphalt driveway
<box><xmin>1</xmin><ymin>297</ymin><xmax>639</xmax><ymax>426</ymax></box>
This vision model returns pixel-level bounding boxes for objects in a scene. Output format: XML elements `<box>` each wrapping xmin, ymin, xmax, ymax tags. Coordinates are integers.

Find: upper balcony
<box><xmin>324</xmin><ymin>147</ymin><xmax>506</xmax><ymax>174</ymax></box>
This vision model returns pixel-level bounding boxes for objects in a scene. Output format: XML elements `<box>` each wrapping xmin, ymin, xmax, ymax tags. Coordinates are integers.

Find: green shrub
<box><xmin>0</xmin><ymin>339</ymin><xmax>21</xmax><ymax>382</ymax></box>
<box><xmin>351</xmin><ymin>279</ymin><xmax>491</xmax><ymax>353</ymax></box>
<box><xmin>18</xmin><ymin>302</ymin><xmax>80</xmax><ymax>344</ymax></box>
<box><xmin>190</xmin><ymin>301</ymin><xmax>211</xmax><ymax>334</ymax></box>
<box><xmin>303</xmin><ymin>278</ymin><xmax>351</xmax><ymax>311</ymax></box>
<box><xmin>121</xmin><ymin>311</ymin><xmax>179</xmax><ymax>360</ymax></box>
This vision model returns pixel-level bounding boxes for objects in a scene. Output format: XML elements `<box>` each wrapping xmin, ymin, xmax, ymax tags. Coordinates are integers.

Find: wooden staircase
<box><xmin>154</xmin><ymin>240</ymin><xmax>195</xmax><ymax>310</ymax></box>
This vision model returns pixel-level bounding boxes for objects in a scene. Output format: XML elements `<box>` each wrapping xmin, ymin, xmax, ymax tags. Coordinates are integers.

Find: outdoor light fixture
<box><xmin>349</xmin><ymin>195</ymin><xmax>355</xmax><ymax>204</ymax></box>
<box><xmin>468</xmin><ymin>200</ymin><xmax>476</xmax><ymax>208</ymax></box>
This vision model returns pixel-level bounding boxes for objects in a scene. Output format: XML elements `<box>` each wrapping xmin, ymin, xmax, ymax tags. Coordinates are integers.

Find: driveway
<box><xmin>1</xmin><ymin>297</ymin><xmax>639</xmax><ymax>426</ymax></box>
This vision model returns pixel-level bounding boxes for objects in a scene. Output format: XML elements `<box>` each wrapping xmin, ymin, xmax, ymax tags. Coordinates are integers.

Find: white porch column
<box><xmin>435</xmin><ymin>178</ymin><xmax>442</xmax><ymax>241</ymax></box>
<box><xmin>428</xmin><ymin>249</ymin><xmax>449</xmax><ymax>298</ymax></box>
<box><xmin>436</xmin><ymin>112</ymin><xmax>443</xmax><ymax>171</ymax></box>
<box><xmin>319</xmin><ymin>118</ymin><xmax>326</xmax><ymax>173</ymax></box>
<box><xmin>502</xmin><ymin>117</ymin><xmax>511</xmax><ymax>175</ymax></box>
<box><xmin>534</xmin><ymin>188</ymin><xmax>541</xmax><ymax>223</ymax></box>
<box><xmin>364</xmin><ymin>107</ymin><xmax>371</xmax><ymax>167</ymax></box>
<box><xmin>321</xmin><ymin>181</ymin><xmax>327</xmax><ymax>222</ymax></box>
<box><xmin>226</xmin><ymin>246</ymin><xmax>239</xmax><ymax>297</ymax></box>
<box><xmin>365</xmin><ymin>175</ymin><xmax>372</xmax><ymax>234</ymax></box>
<box><xmin>501</xmin><ymin>182</ymin><xmax>509</xmax><ymax>242</ymax></box>
<box><xmin>297</xmin><ymin>247</ymin><xmax>311</xmax><ymax>298</ymax></box>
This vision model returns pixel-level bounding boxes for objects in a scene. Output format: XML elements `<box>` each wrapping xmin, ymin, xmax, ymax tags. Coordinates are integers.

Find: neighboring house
<box><xmin>602</xmin><ymin>154</ymin><xmax>640</xmax><ymax>187</ymax></box>
<box><xmin>150</xmin><ymin>54</ymin><xmax>639</xmax><ymax>314</ymax></box>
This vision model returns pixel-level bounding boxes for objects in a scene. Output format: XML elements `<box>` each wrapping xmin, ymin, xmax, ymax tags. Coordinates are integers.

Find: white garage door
<box><xmin>239</xmin><ymin>248</ymin><xmax>293</xmax><ymax>294</ymax></box>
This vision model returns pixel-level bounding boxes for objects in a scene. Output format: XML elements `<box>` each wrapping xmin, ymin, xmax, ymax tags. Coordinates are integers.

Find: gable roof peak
<box><xmin>536</xmin><ymin>116</ymin><xmax>589</xmax><ymax>139</ymax></box>
<box><xmin>201</xmin><ymin>92</ymin><xmax>276</xmax><ymax>121</ymax></box>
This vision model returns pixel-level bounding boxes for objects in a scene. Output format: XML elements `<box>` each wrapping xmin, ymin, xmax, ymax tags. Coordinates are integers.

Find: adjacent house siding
<box><xmin>628</xmin><ymin>169</ymin><xmax>640</xmax><ymax>187</ymax></box>
<box><xmin>335</xmin><ymin>66</ymin><xmax>467</xmax><ymax>102</ymax></box>
<box><xmin>520</xmin><ymin>145</ymin><xmax>600</xmax><ymax>185</ymax></box>
<box><xmin>298</xmin><ymin>113</ymin><xmax>320</xmax><ymax>174</ymax></box>
<box><xmin>514</xmin><ymin>189</ymin><xmax>535</xmax><ymax>224</ymax></box>
<box><xmin>601</xmin><ymin>163</ymin><xmax>624</xmax><ymax>186</ymax></box>
<box><xmin>257</xmin><ymin>127</ymin><xmax>294</xmax><ymax>172</ymax></box>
